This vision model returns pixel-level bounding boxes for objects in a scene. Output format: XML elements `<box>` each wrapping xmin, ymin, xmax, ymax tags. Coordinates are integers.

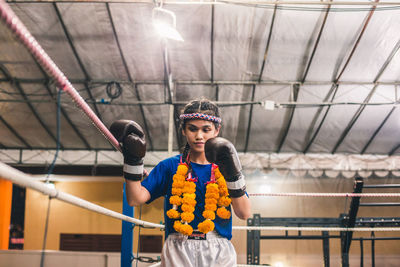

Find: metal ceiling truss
<box><xmin>389</xmin><ymin>142</ymin><xmax>400</xmax><ymax>156</ymax></box>
<box><xmin>276</xmin><ymin>5</ymin><xmax>330</xmax><ymax>153</ymax></box>
<box><xmin>26</xmin><ymin>31</ymin><xmax>92</xmax><ymax>150</ymax></box>
<box><xmin>2</xmin><ymin>77</ymin><xmax>400</xmax><ymax>86</ymax></box>
<box><xmin>244</xmin><ymin>84</ymin><xmax>256</xmax><ymax>152</ymax></box>
<box><xmin>301</xmin><ymin>4</ymin><xmax>378</xmax><ymax>154</ymax></box>
<box><xmin>0</xmin><ymin>115</ymin><xmax>31</xmax><ymax>148</ymax></box>
<box><xmin>333</xmin><ymin>23</ymin><xmax>400</xmax><ymax>154</ymax></box>
<box><xmin>243</xmin><ymin>4</ymin><xmax>277</xmax><ymax>153</ymax></box>
<box><xmin>105</xmin><ymin>2</ymin><xmax>154</xmax><ymax>150</ymax></box>
<box><xmin>361</xmin><ymin>107</ymin><xmax>395</xmax><ymax>154</ymax></box>
<box><xmin>53</xmin><ymin>2</ymin><xmax>103</xmax><ymax>122</ymax></box>
<box><xmin>257</xmin><ymin>4</ymin><xmax>277</xmax><ymax>83</ymax></box>
<box><xmin>5</xmin><ymin>0</ymin><xmax>400</xmax><ymax>6</ymax></box>
<box><xmin>362</xmin><ymin>40</ymin><xmax>400</xmax><ymax>155</ymax></box>
<box><xmin>45</xmin><ymin>82</ymin><xmax>92</xmax><ymax>149</ymax></box>
<box><xmin>0</xmin><ymin>63</ymin><xmax>62</xmax><ymax>148</ymax></box>
<box><xmin>302</xmin><ymin>84</ymin><xmax>339</xmax><ymax>153</ymax></box>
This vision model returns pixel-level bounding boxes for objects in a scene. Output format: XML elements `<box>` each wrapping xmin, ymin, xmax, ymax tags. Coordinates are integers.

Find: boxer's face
<box><xmin>182</xmin><ymin>120</ymin><xmax>220</xmax><ymax>154</ymax></box>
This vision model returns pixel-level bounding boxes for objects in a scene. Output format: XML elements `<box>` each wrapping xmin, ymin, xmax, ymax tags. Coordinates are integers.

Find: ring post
<box><xmin>121</xmin><ymin>183</ymin><xmax>134</xmax><ymax>267</ymax></box>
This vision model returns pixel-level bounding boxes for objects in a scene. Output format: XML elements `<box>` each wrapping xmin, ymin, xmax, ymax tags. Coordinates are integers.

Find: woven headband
<box><xmin>179</xmin><ymin>113</ymin><xmax>222</xmax><ymax>124</ymax></box>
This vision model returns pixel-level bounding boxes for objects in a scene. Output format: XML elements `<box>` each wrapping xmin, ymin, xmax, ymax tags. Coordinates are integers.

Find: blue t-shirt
<box><xmin>141</xmin><ymin>155</ymin><xmax>233</xmax><ymax>240</ymax></box>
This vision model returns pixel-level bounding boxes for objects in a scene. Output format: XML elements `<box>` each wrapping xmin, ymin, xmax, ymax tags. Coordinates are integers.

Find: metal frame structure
<box><xmin>2</xmin><ymin>0</ymin><xmax>400</xmax><ymax>156</ymax></box>
<box><xmin>246</xmin><ymin>177</ymin><xmax>400</xmax><ymax>267</ymax></box>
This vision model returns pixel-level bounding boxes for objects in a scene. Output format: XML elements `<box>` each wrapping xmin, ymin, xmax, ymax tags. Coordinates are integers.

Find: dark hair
<box><xmin>180</xmin><ymin>98</ymin><xmax>220</xmax><ymax>129</ymax></box>
<box><xmin>180</xmin><ymin>98</ymin><xmax>220</xmax><ymax>165</ymax></box>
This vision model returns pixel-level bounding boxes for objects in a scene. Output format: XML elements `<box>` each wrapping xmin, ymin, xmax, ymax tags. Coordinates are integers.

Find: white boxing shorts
<box><xmin>161</xmin><ymin>230</ymin><xmax>237</xmax><ymax>267</ymax></box>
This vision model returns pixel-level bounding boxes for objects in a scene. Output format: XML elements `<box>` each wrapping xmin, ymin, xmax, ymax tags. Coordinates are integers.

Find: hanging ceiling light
<box><xmin>152</xmin><ymin>7</ymin><xmax>184</xmax><ymax>42</ymax></box>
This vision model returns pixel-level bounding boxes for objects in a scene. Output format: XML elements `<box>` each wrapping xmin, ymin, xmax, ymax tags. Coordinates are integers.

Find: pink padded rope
<box><xmin>0</xmin><ymin>0</ymin><xmax>121</xmax><ymax>152</ymax></box>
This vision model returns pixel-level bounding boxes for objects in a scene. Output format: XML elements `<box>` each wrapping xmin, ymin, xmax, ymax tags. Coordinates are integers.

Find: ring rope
<box><xmin>0</xmin><ymin>0</ymin><xmax>121</xmax><ymax>152</ymax></box>
<box><xmin>232</xmin><ymin>226</ymin><xmax>400</xmax><ymax>232</ymax></box>
<box><xmin>1</xmin><ymin>162</ymin><xmax>400</xmax><ymax>233</ymax></box>
<box><xmin>248</xmin><ymin>193</ymin><xmax>400</xmax><ymax>197</ymax></box>
<box><xmin>0</xmin><ymin>162</ymin><xmax>164</xmax><ymax>229</ymax></box>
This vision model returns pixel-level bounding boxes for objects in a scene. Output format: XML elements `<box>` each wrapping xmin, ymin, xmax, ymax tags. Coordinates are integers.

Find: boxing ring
<box><xmin>1</xmin><ymin>0</ymin><xmax>400</xmax><ymax>266</ymax></box>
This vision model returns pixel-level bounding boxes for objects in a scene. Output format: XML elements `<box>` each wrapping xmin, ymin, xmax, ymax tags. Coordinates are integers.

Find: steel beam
<box><xmin>331</xmin><ymin>2</ymin><xmax>382</xmax><ymax>153</ymax></box>
<box><xmin>0</xmin><ymin>63</ymin><xmax>61</xmax><ymax>147</ymax></box>
<box><xmin>303</xmin><ymin>84</ymin><xmax>339</xmax><ymax>153</ymax></box>
<box><xmin>15</xmin><ymin>81</ymin><xmax>62</xmax><ymax>147</ymax></box>
<box><xmin>106</xmin><ymin>3</ymin><xmax>153</xmax><ymax>151</ymax></box>
<box><xmin>0</xmin><ymin>115</ymin><xmax>31</xmax><ymax>148</ymax></box>
<box><xmin>5</xmin><ymin>0</ymin><xmax>400</xmax><ymax>6</ymax></box>
<box><xmin>322</xmin><ymin>231</ymin><xmax>330</xmax><ymax>267</ymax></box>
<box><xmin>389</xmin><ymin>143</ymin><xmax>400</xmax><ymax>155</ymax></box>
<box><xmin>244</xmin><ymin>84</ymin><xmax>256</xmax><ymax>152</ymax></box>
<box><xmin>2</xmin><ymin>77</ymin><xmax>400</xmax><ymax>86</ymax></box>
<box><xmin>361</xmin><ymin>107</ymin><xmax>395</xmax><ymax>154</ymax></box>
<box><xmin>258</xmin><ymin>5</ymin><xmax>277</xmax><ymax>82</ymax></box>
<box><xmin>246</xmin><ymin>217</ymin><xmax>255</xmax><ymax>264</ymax></box>
<box><xmin>360</xmin><ymin>202</ymin><xmax>400</xmax><ymax>207</ymax></box>
<box><xmin>305</xmin><ymin>4</ymin><xmax>378</xmax><ymax>154</ymax></box>
<box><xmin>363</xmin><ymin>184</ymin><xmax>400</xmax><ymax>189</ymax></box>
<box><xmin>341</xmin><ymin>177</ymin><xmax>363</xmax><ymax>267</ymax></box>
<box><xmin>334</xmin><ymin>36</ymin><xmax>400</xmax><ymax>154</ymax></box>
<box><xmin>276</xmin><ymin>6</ymin><xmax>330</xmax><ymax>152</ymax></box>
<box><xmin>45</xmin><ymin>83</ymin><xmax>91</xmax><ymax>149</ymax></box>
<box><xmin>276</xmin><ymin>83</ymin><xmax>299</xmax><ymax>152</ymax></box>
<box><xmin>53</xmin><ymin>3</ymin><xmax>102</xmax><ymax>121</ymax></box>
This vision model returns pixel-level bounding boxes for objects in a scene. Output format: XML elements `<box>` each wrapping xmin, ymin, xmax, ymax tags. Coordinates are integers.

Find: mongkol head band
<box><xmin>179</xmin><ymin>113</ymin><xmax>222</xmax><ymax>124</ymax></box>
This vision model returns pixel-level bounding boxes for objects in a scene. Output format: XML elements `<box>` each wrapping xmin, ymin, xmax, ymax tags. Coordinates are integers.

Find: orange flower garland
<box><xmin>167</xmin><ymin>161</ymin><xmax>231</xmax><ymax>236</ymax></box>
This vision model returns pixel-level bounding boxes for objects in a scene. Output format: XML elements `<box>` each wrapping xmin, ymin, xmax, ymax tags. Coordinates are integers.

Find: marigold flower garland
<box><xmin>167</xmin><ymin>161</ymin><xmax>231</xmax><ymax>236</ymax></box>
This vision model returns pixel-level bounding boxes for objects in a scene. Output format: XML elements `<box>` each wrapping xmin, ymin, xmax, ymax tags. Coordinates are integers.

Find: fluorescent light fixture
<box><xmin>152</xmin><ymin>7</ymin><xmax>184</xmax><ymax>42</ymax></box>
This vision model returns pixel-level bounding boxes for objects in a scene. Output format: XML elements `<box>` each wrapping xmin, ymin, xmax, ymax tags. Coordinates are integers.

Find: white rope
<box><xmin>248</xmin><ymin>192</ymin><xmax>400</xmax><ymax>197</ymax></box>
<box><xmin>2</xmin><ymin>161</ymin><xmax>400</xmax><ymax>233</ymax></box>
<box><xmin>0</xmin><ymin>162</ymin><xmax>164</xmax><ymax>229</ymax></box>
<box><xmin>232</xmin><ymin>226</ymin><xmax>400</xmax><ymax>232</ymax></box>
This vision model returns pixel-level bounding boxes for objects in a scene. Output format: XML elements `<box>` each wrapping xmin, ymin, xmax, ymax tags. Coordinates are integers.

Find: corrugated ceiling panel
<box><xmin>305</xmin><ymin>10</ymin><xmax>367</xmax><ymax>81</ymax></box>
<box><xmin>307</xmin><ymin>84</ymin><xmax>373</xmax><ymax>153</ymax></box>
<box><xmin>339</xmin><ymin>10</ymin><xmax>400</xmax><ymax>82</ymax></box>
<box><xmin>11</xmin><ymin>3</ymin><xmax>85</xmax><ymax>80</ymax></box>
<box><xmin>335</xmin><ymin>85</ymin><xmax>396</xmax><ymax>154</ymax></box>
<box><xmin>175</xmin><ymin>84</ymin><xmax>214</xmax><ymax>102</ymax></box>
<box><xmin>0</xmin><ymin>103</ymin><xmax>55</xmax><ymax>148</ymax></box>
<box><xmin>138</xmin><ymin>84</ymin><xmax>169</xmax><ymax>151</ymax></box>
<box><xmin>0</xmin><ymin>83</ymin><xmax>27</xmax><ymax>147</ymax></box>
<box><xmin>247</xmin><ymin>84</ymin><xmax>292</xmax><ymax>152</ymax></box>
<box><xmin>261</xmin><ymin>8</ymin><xmax>322</xmax><ymax>81</ymax></box>
<box><xmin>279</xmin><ymin>84</ymin><xmax>333</xmax><ymax>153</ymax></box>
<box><xmin>214</xmin><ymin>6</ymin><xmax>272</xmax><ymax>81</ymax></box>
<box><xmin>21</xmin><ymin>83</ymin><xmax>88</xmax><ymax>149</ymax></box>
<box><xmin>218</xmin><ymin>85</ymin><xmax>253</xmax><ymax>151</ymax></box>
<box><xmin>60</xmin><ymin>83</ymin><xmax>111</xmax><ymax>149</ymax></box>
<box><xmin>57</xmin><ymin>3</ymin><xmax>128</xmax><ymax>80</ymax></box>
<box><xmin>379</xmin><ymin>41</ymin><xmax>400</xmax><ymax>82</ymax></box>
<box><xmin>0</xmin><ymin>16</ymin><xmax>44</xmax><ymax>79</ymax></box>
<box><xmin>110</xmin><ymin>3</ymin><xmax>164</xmax><ymax>81</ymax></box>
<box><xmin>367</xmin><ymin>107</ymin><xmax>400</xmax><ymax>155</ymax></box>
<box><xmin>168</xmin><ymin>6</ymin><xmax>211</xmax><ymax>80</ymax></box>
<box><xmin>365</xmin><ymin>86</ymin><xmax>400</xmax><ymax>154</ymax></box>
